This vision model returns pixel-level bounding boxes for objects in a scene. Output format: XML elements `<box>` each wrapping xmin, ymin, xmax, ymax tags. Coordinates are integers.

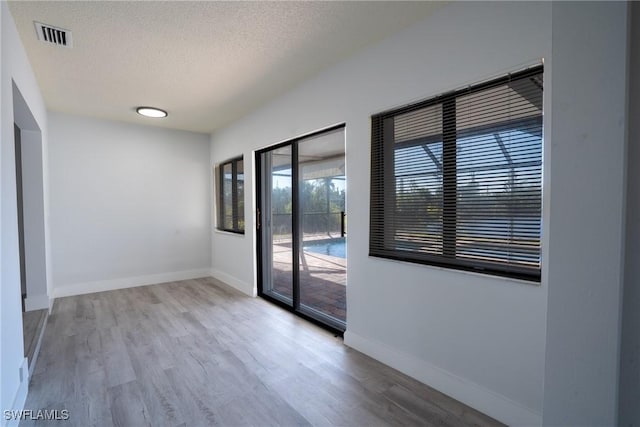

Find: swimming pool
<box><xmin>303</xmin><ymin>238</ymin><xmax>346</xmax><ymax>259</ymax></box>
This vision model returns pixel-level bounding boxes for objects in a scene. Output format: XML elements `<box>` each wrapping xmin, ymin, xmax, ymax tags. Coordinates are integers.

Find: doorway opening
<box><xmin>256</xmin><ymin>125</ymin><xmax>346</xmax><ymax>333</ymax></box>
<box><xmin>13</xmin><ymin>81</ymin><xmax>49</xmax><ymax>374</ymax></box>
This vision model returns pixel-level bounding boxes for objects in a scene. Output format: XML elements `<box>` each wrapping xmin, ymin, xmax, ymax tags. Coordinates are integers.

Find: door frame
<box><xmin>255</xmin><ymin>123</ymin><xmax>346</xmax><ymax>335</ymax></box>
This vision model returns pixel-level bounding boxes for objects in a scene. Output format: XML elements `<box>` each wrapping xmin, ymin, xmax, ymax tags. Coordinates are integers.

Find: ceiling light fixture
<box><xmin>136</xmin><ymin>106</ymin><xmax>168</xmax><ymax>118</ymax></box>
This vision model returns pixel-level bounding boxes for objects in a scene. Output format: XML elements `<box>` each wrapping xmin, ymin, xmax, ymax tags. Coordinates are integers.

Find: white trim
<box><xmin>211</xmin><ymin>268</ymin><xmax>255</xmax><ymax>297</ymax></box>
<box><xmin>344</xmin><ymin>330</ymin><xmax>542</xmax><ymax>427</ymax></box>
<box><xmin>24</xmin><ymin>293</ymin><xmax>49</xmax><ymax>311</ymax></box>
<box><xmin>371</xmin><ymin>255</ymin><xmax>539</xmax><ymax>288</ymax></box>
<box><xmin>213</xmin><ymin>229</ymin><xmax>246</xmax><ymax>237</ymax></box>
<box><xmin>51</xmin><ymin>268</ymin><xmax>212</xmax><ymax>298</ymax></box>
<box><xmin>28</xmin><ymin>311</ymin><xmax>48</xmax><ymax>376</ymax></box>
<box><xmin>4</xmin><ymin>358</ymin><xmax>29</xmax><ymax>427</ymax></box>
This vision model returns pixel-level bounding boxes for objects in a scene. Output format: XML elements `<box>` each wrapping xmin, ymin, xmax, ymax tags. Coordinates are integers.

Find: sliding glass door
<box><xmin>297</xmin><ymin>129</ymin><xmax>346</xmax><ymax>325</ymax></box>
<box><xmin>259</xmin><ymin>145</ymin><xmax>294</xmax><ymax>305</ymax></box>
<box><xmin>257</xmin><ymin>126</ymin><xmax>346</xmax><ymax>332</ymax></box>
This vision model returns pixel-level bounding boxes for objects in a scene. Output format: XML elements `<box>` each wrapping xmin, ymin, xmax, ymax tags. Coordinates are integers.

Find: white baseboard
<box><xmin>51</xmin><ymin>268</ymin><xmax>213</xmax><ymax>298</ymax></box>
<box><xmin>210</xmin><ymin>268</ymin><xmax>255</xmax><ymax>297</ymax></box>
<box><xmin>344</xmin><ymin>330</ymin><xmax>542</xmax><ymax>427</ymax></box>
<box><xmin>24</xmin><ymin>293</ymin><xmax>50</xmax><ymax>311</ymax></box>
<box><xmin>28</xmin><ymin>310</ymin><xmax>48</xmax><ymax>377</ymax></box>
<box><xmin>4</xmin><ymin>358</ymin><xmax>29</xmax><ymax>427</ymax></box>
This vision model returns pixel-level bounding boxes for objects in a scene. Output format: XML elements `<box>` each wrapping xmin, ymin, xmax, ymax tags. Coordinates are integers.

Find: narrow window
<box><xmin>217</xmin><ymin>156</ymin><xmax>244</xmax><ymax>234</ymax></box>
<box><xmin>370</xmin><ymin>65</ymin><xmax>543</xmax><ymax>281</ymax></box>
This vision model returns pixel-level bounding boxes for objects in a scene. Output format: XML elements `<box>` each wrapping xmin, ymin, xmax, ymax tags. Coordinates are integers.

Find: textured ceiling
<box><xmin>8</xmin><ymin>1</ymin><xmax>443</xmax><ymax>133</ymax></box>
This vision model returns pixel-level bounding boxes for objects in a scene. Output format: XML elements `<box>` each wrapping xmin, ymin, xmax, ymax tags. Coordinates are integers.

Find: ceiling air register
<box><xmin>34</xmin><ymin>22</ymin><xmax>73</xmax><ymax>48</ymax></box>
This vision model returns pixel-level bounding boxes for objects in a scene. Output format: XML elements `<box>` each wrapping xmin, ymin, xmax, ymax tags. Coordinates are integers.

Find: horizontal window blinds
<box><xmin>370</xmin><ymin>65</ymin><xmax>543</xmax><ymax>281</ymax></box>
<box><xmin>217</xmin><ymin>156</ymin><xmax>245</xmax><ymax>234</ymax></box>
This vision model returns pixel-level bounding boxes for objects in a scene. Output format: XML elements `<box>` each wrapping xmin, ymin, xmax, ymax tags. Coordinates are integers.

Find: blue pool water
<box><xmin>304</xmin><ymin>238</ymin><xmax>346</xmax><ymax>259</ymax></box>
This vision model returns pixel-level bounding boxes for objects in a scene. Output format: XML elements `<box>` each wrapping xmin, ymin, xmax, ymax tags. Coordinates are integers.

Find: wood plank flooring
<box><xmin>22</xmin><ymin>278</ymin><xmax>502</xmax><ymax>427</ymax></box>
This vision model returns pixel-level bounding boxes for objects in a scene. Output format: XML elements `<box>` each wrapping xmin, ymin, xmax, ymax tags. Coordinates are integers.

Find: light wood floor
<box><xmin>22</xmin><ymin>278</ymin><xmax>502</xmax><ymax>427</ymax></box>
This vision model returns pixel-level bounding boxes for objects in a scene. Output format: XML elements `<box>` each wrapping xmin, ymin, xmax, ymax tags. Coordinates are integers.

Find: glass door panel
<box><xmin>298</xmin><ymin>128</ymin><xmax>346</xmax><ymax>329</ymax></box>
<box><xmin>257</xmin><ymin>125</ymin><xmax>346</xmax><ymax>333</ymax></box>
<box><xmin>260</xmin><ymin>145</ymin><xmax>294</xmax><ymax>305</ymax></box>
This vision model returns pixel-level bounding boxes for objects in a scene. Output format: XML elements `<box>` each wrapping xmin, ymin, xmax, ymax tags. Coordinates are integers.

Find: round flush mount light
<box><xmin>136</xmin><ymin>106</ymin><xmax>168</xmax><ymax>118</ymax></box>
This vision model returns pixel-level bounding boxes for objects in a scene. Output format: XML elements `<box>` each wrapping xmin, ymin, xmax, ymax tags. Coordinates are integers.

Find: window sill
<box><xmin>369</xmin><ymin>254</ymin><xmax>542</xmax><ymax>288</ymax></box>
<box><xmin>214</xmin><ymin>229</ymin><xmax>245</xmax><ymax>237</ymax></box>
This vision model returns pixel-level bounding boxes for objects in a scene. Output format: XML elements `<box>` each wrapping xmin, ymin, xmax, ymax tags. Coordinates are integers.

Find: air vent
<box><xmin>34</xmin><ymin>22</ymin><xmax>73</xmax><ymax>48</ymax></box>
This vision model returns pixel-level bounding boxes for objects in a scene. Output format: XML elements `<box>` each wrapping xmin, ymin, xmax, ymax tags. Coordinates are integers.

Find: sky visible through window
<box><xmin>395</xmin><ymin>129</ymin><xmax>541</xmax><ymax>196</ymax></box>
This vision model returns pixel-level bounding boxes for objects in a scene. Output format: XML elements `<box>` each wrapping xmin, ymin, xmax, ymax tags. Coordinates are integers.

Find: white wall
<box><xmin>542</xmin><ymin>3</ymin><xmax>628</xmax><ymax>425</ymax></box>
<box><xmin>13</xmin><ymin>82</ymin><xmax>48</xmax><ymax>313</ymax></box>
<box><xmin>620</xmin><ymin>2</ymin><xmax>640</xmax><ymax>426</ymax></box>
<box><xmin>48</xmin><ymin>113</ymin><xmax>211</xmax><ymax>297</ymax></box>
<box><xmin>1</xmin><ymin>2</ymin><xmax>49</xmax><ymax>424</ymax></box>
<box><xmin>211</xmin><ymin>2</ymin><xmax>551</xmax><ymax>425</ymax></box>
<box><xmin>18</xmin><ymin>124</ymin><xmax>48</xmax><ymax>312</ymax></box>
<box><xmin>0</xmin><ymin>1</ymin><xmax>4</xmax><ymax>418</ymax></box>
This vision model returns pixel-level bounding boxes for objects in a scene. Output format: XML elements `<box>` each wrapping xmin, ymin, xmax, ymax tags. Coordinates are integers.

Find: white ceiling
<box><xmin>8</xmin><ymin>1</ymin><xmax>444</xmax><ymax>134</ymax></box>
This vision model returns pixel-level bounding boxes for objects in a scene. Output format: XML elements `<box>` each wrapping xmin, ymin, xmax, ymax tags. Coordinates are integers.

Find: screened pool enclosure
<box><xmin>257</xmin><ymin>126</ymin><xmax>347</xmax><ymax>331</ymax></box>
